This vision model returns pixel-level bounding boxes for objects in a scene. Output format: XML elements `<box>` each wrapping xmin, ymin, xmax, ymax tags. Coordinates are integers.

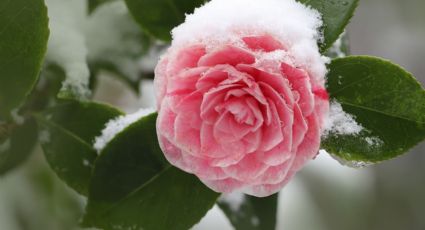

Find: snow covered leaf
<box><xmin>0</xmin><ymin>119</ymin><xmax>38</xmax><ymax>175</ymax></box>
<box><xmin>322</xmin><ymin>56</ymin><xmax>425</xmax><ymax>165</ymax></box>
<box><xmin>298</xmin><ymin>0</ymin><xmax>358</xmax><ymax>52</ymax></box>
<box><xmin>218</xmin><ymin>193</ymin><xmax>278</xmax><ymax>230</ymax></box>
<box><xmin>83</xmin><ymin>113</ymin><xmax>219</xmax><ymax>230</ymax></box>
<box><xmin>124</xmin><ymin>0</ymin><xmax>205</xmax><ymax>41</ymax></box>
<box><xmin>38</xmin><ymin>100</ymin><xmax>123</xmax><ymax>195</ymax></box>
<box><xmin>0</xmin><ymin>0</ymin><xmax>49</xmax><ymax>119</ymax></box>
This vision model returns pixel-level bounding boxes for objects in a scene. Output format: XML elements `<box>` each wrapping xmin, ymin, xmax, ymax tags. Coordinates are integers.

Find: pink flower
<box><xmin>155</xmin><ymin>0</ymin><xmax>329</xmax><ymax>197</ymax></box>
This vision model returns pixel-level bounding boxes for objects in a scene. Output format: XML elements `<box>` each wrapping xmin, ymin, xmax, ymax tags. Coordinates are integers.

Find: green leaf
<box><xmin>298</xmin><ymin>0</ymin><xmax>358</xmax><ymax>52</ymax></box>
<box><xmin>88</xmin><ymin>0</ymin><xmax>115</xmax><ymax>13</ymax></box>
<box><xmin>83</xmin><ymin>113</ymin><xmax>219</xmax><ymax>230</ymax></box>
<box><xmin>322</xmin><ymin>56</ymin><xmax>425</xmax><ymax>164</ymax></box>
<box><xmin>38</xmin><ymin>100</ymin><xmax>123</xmax><ymax>195</ymax></box>
<box><xmin>124</xmin><ymin>0</ymin><xmax>205</xmax><ymax>41</ymax></box>
<box><xmin>0</xmin><ymin>0</ymin><xmax>49</xmax><ymax>119</ymax></box>
<box><xmin>218</xmin><ymin>193</ymin><xmax>278</xmax><ymax>230</ymax></box>
<box><xmin>0</xmin><ymin>118</ymin><xmax>38</xmax><ymax>175</ymax></box>
<box><xmin>22</xmin><ymin>64</ymin><xmax>66</xmax><ymax>113</ymax></box>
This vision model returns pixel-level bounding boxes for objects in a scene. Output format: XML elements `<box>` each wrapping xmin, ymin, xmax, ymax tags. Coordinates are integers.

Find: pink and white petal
<box><xmin>156</xmin><ymin>99</ymin><xmax>177</xmax><ymax>140</ymax></box>
<box><xmin>167</xmin><ymin>45</ymin><xmax>206</xmax><ymax>76</ymax></box>
<box><xmin>259</xmin><ymin>142</ymin><xmax>292</xmax><ymax>166</ymax></box>
<box><xmin>154</xmin><ymin>57</ymin><xmax>169</xmax><ymax>109</ymax></box>
<box><xmin>245</xmin><ymin>98</ymin><xmax>264</xmax><ymax>131</ymax></box>
<box><xmin>291</xmin><ymin>104</ymin><xmax>308</xmax><ymax>151</ymax></box>
<box><xmin>200</xmin><ymin>123</ymin><xmax>228</xmax><ymax>158</ymax></box>
<box><xmin>236</xmin><ymin>64</ymin><xmax>295</xmax><ymax>107</ymax></box>
<box><xmin>259</xmin><ymin>100</ymin><xmax>284</xmax><ymax>152</ymax></box>
<box><xmin>167</xmin><ymin>66</ymin><xmax>208</xmax><ymax>94</ymax></box>
<box><xmin>196</xmin><ymin>65</ymin><xmax>232</xmax><ymax>91</ymax></box>
<box><xmin>290</xmin><ymin>114</ymin><xmax>320</xmax><ymax>172</ymax></box>
<box><xmin>213</xmin><ymin>112</ymin><xmax>252</xmax><ymax>143</ymax></box>
<box><xmin>244</xmin><ymin>173</ymin><xmax>294</xmax><ymax>197</ymax></box>
<box><xmin>313</xmin><ymin>88</ymin><xmax>330</xmax><ymax>128</ymax></box>
<box><xmin>259</xmin><ymin>82</ymin><xmax>293</xmax><ymax>129</ymax></box>
<box><xmin>242</xmin><ymin>129</ymin><xmax>262</xmax><ymax>154</ymax></box>
<box><xmin>198</xmin><ymin>45</ymin><xmax>255</xmax><ymax>67</ymax></box>
<box><xmin>281</xmin><ymin>63</ymin><xmax>315</xmax><ymax>116</ymax></box>
<box><xmin>157</xmin><ymin>134</ymin><xmax>188</xmax><ymax>172</ymax></box>
<box><xmin>174</xmin><ymin>108</ymin><xmax>202</xmax><ymax>155</ymax></box>
<box><xmin>201</xmin><ymin>177</ymin><xmax>245</xmax><ymax>194</ymax></box>
<box><xmin>200</xmin><ymin>84</ymin><xmax>240</xmax><ymax>124</ymax></box>
<box><xmin>180</xmin><ymin>153</ymin><xmax>228</xmax><ymax>181</ymax></box>
<box><xmin>171</xmin><ymin>90</ymin><xmax>203</xmax><ymax>113</ymax></box>
<box><xmin>242</xmin><ymin>34</ymin><xmax>286</xmax><ymax>52</ymax></box>
<box><xmin>222</xmin><ymin>154</ymin><xmax>268</xmax><ymax>182</ymax></box>
<box><xmin>209</xmin><ymin>150</ymin><xmax>246</xmax><ymax>168</ymax></box>
<box><xmin>253</xmin><ymin>154</ymin><xmax>295</xmax><ymax>184</ymax></box>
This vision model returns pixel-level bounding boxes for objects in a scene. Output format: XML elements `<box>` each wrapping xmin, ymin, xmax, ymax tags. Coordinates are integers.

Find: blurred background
<box><xmin>0</xmin><ymin>0</ymin><xmax>424</xmax><ymax>229</ymax></box>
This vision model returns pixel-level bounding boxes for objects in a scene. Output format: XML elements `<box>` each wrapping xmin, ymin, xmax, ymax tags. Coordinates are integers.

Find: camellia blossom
<box><xmin>155</xmin><ymin>0</ymin><xmax>329</xmax><ymax>197</ymax></box>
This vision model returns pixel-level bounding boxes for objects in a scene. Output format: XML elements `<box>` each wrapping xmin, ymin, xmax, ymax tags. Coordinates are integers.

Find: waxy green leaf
<box><xmin>298</xmin><ymin>0</ymin><xmax>358</xmax><ymax>52</ymax></box>
<box><xmin>83</xmin><ymin>113</ymin><xmax>219</xmax><ymax>230</ymax></box>
<box><xmin>124</xmin><ymin>0</ymin><xmax>205</xmax><ymax>41</ymax></box>
<box><xmin>322</xmin><ymin>56</ymin><xmax>425</xmax><ymax>164</ymax></box>
<box><xmin>0</xmin><ymin>118</ymin><xmax>38</xmax><ymax>175</ymax></box>
<box><xmin>0</xmin><ymin>0</ymin><xmax>49</xmax><ymax>118</ymax></box>
<box><xmin>38</xmin><ymin>100</ymin><xmax>123</xmax><ymax>195</ymax></box>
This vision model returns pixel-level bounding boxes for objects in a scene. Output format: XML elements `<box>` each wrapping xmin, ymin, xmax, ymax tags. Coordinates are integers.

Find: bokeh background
<box><xmin>0</xmin><ymin>0</ymin><xmax>424</xmax><ymax>229</ymax></box>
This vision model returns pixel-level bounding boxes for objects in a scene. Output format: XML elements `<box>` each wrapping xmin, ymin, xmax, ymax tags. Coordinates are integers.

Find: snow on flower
<box><xmin>154</xmin><ymin>0</ymin><xmax>329</xmax><ymax>197</ymax></box>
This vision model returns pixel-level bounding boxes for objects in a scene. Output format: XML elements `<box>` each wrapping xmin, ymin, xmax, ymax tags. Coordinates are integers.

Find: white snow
<box><xmin>327</xmin><ymin>32</ymin><xmax>347</xmax><ymax>58</ymax></box>
<box><xmin>45</xmin><ymin>0</ymin><xmax>147</xmax><ymax>98</ymax></box>
<box><xmin>85</xmin><ymin>1</ymin><xmax>144</xmax><ymax>82</ymax></box>
<box><xmin>171</xmin><ymin>0</ymin><xmax>328</xmax><ymax>82</ymax></box>
<box><xmin>93</xmin><ymin>108</ymin><xmax>156</xmax><ymax>152</ymax></box>
<box><xmin>323</xmin><ymin>101</ymin><xmax>363</xmax><ymax>136</ymax></box>
<box><xmin>46</xmin><ymin>0</ymin><xmax>90</xmax><ymax>99</ymax></box>
<box><xmin>82</xmin><ymin>159</ymin><xmax>90</xmax><ymax>167</ymax></box>
<box><xmin>0</xmin><ymin>139</ymin><xmax>11</xmax><ymax>153</ymax></box>
<box><xmin>251</xmin><ymin>217</ymin><xmax>260</xmax><ymax>226</ymax></box>
<box><xmin>365</xmin><ymin>136</ymin><xmax>384</xmax><ymax>147</ymax></box>
<box><xmin>10</xmin><ymin>109</ymin><xmax>24</xmax><ymax>125</ymax></box>
<box><xmin>38</xmin><ymin>130</ymin><xmax>51</xmax><ymax>144</ymax></box>
<box><xmin>218</xmin><ymin>192</ymin><xmax>245</xmax><ymax>212</ymax></box>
